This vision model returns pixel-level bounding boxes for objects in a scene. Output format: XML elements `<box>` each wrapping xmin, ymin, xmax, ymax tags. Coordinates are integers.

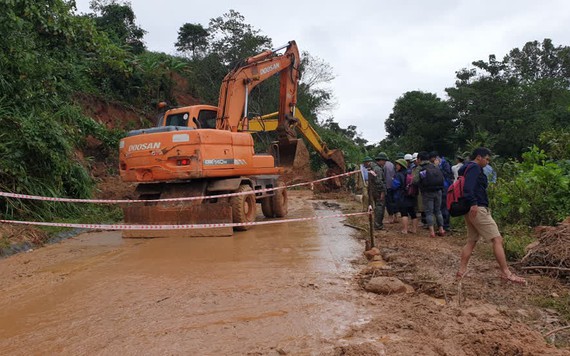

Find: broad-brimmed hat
<box><xmin>395</xmin><ymin>159</ymin><xmax>408</xmax><ymax>169</ymax></box>
<box><xmin>362</xmin><ymin>156</ymin><xmax>373</xmax><ymax>162</ymax></box>
<box><xmin>375</xmin><ymin>152</ymin><xmax>389</xmax><ymax>161</ymax></box>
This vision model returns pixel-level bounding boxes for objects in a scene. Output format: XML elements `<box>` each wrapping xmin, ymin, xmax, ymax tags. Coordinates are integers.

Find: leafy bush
<box><xmin>490</xmin><ymin>146</ymin><xmax>570</xmax><ymax>227</ymax></box>
<box><xmin>502</xmin><ymin>226</ymin><xmax>536</xmax><ymax>261</ymax></box>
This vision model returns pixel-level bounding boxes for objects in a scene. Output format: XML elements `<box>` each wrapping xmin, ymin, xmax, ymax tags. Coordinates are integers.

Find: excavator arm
<box><xmin>245</xmin><ymin>108</ymin><xmax>346</xmax><ymax>178</ymax></box>
<box><xmin>216</xmin><ymin>41</ymin><xmax>300</xmax><ymax>139</ymax></box>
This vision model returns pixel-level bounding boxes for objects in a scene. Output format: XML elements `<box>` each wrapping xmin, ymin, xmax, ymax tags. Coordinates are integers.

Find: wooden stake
<box><xmin>367</xmin><ymin>179</ymin><xmax>375</xmax><ymax>249</ymax></box>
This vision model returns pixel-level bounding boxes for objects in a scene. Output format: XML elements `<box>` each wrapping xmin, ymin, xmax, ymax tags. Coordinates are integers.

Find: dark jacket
<box><xmin>439</xmin><ymin>157</ymin><xmax>454</xmax><ymax>188</ymax></box>
<box><xmin>393</xmin><ymin>170</ymin><xmax>416</xmax><ymax>208</ymax></box>
<box><xmin>413</xmin><ymin>161</ymin><xmax>444</xmax><ymax>192</ymax></box>
<box><xmin>459</xmin><ymin>162</ymin><xmax>489</xmax><ymax>207</ymax></box>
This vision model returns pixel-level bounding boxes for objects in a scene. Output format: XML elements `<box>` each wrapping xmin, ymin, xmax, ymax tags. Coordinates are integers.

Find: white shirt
<box><xmin>452</xmin><ymin>162</ymin><xmax>464</xmax><ymax>182</ymax></box>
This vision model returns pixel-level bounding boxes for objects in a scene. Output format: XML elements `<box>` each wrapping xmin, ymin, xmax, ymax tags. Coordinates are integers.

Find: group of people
<box><xmin>362</xmin><ymin>150</ymin><xmax>455</xmax><ymax>237</ymax></box>
<box><xmin>360</xmin><ymin>147</ymin><xmax>526</xmax><ymax>285</ymax></box>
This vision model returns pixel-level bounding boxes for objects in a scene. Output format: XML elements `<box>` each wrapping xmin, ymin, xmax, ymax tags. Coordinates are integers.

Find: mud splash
<box><xmin>0</xmin><ymin>191</ymin><xmax>367</xmax><ymax>355</ymax></box>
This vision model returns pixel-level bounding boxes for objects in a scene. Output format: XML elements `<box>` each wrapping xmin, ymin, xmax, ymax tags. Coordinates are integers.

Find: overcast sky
<box><xmin>74</xmin><ymin>0</ymin><xmax>570</xmax><ymax>144</ymax></box>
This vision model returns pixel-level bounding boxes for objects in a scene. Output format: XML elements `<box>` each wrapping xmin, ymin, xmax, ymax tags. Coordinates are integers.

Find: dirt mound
<box><xmin>340</xmin><ymin>208</ymin><xmax>570</xmax><ymax>353</ymax></box>
<box><xmin>522</xmin><ymin>217</ymin><xmax>570</xmax><ymax>281</ymax></box>
<box><xmin>171</xmin><ymin>72</ymin><xmax>201</xmax><ymax>106</ymax></box>
<box><xmin>74</xmin><ymin>93</ymin><xmax>149</xmax><ymax>130</ymax></box>
<box><xmin>280</xmin><ymin>139</ymin><xmax>316</xmax><ymax>185</ymax></box>
<box><xmin>94</xmin><ymin>175</ymin><xmax>137</xmax><ymax>200</ymax></box>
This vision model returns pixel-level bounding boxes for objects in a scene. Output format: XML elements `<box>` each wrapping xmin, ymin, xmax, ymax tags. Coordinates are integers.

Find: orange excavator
<box><xmin>119</xmin><ymin>41</ymin><xmax>304</xmax><ymax>237</ymax></box>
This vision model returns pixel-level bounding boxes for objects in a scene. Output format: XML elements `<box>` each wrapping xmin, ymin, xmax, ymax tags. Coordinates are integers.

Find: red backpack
<box><xmin>446</xmin><ymin>164</ymin><xmax>473</xmax><ymax>216</ymax></box>
<box><xmin>404</xmin><ymin>170</ymin><xmax>418</xmax><ymax>197</ymax></box>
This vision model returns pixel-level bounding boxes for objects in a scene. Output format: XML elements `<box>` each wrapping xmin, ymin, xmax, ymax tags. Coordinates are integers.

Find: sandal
<box><xmin>500</xmin><ymin>273</ymin><xmax>527</xmax><ymax>285</ymax></box>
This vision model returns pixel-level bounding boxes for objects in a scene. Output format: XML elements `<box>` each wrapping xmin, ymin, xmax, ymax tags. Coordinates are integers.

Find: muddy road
<box><xmin>2</xmin><ymin>190</ymin><xmax>569</xmax><ymax>355</ymax></box>
<box><xmin>0</xmin><ymin>191</ymin><xmax>369</xmax><ymax>355</ymax></box>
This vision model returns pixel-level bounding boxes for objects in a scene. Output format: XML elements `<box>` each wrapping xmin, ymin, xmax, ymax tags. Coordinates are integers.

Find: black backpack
<box><xmin>419</xmin><ymin>163</ymin><xmax>444</xmax><ymax>191</ymax></box>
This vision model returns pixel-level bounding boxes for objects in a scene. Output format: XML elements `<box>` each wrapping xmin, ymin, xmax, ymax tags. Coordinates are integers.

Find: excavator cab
<box><xmin>159</xmin><ymin>105</ymin><xmax>219</xmax><ymax>129</ymax></box>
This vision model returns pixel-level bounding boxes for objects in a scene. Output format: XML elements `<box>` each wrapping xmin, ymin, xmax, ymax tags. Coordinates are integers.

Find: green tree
<box><xmin>208</xmin><ymin>10</ymin><xmax>272</xmax><ymax>67</ymax></box>
<box><xmin>446</xmin><ymin>39</ymin><xmax>570</xmax><ymax>158</ymax></box>
<box><xmin>175</xmin><ymin>23</ymin><xmax>209</xmax><ymax>59</ymax></box>
<box><xmin>384</xmin><ymin>91</ymin><xmax>456</xmax><ymax>156</ymax></box>
<box><xmin>0</xmin><ymin>0</ymin><xmax>126</xmax><ymax>222</ymax></box>
<box><xmin>89</xmin><ymin>0</ymin><xmax>146</xmax><ymax>54</ymax></box>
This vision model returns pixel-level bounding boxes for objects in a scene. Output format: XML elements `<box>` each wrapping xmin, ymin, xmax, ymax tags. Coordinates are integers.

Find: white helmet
<box><xmin>412</xmin><ymin>152</ymin><xmax>418</xmax><ymax>160</ymax></box>
<box><xmin>404</xmin><ymin>154</ymin><xmax>413</xmax><ymax>161</ymax></box>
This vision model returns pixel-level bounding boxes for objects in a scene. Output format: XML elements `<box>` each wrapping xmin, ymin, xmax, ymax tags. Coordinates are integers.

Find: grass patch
<box><xmin>532</xmin><ymin>294</ymin><xmax>570</xmax><ymax>323</ymax></box>
<box><xmin>502</xmin><ymin>225</ymin><xmax>536</xmax><ymax>261</ymax></box>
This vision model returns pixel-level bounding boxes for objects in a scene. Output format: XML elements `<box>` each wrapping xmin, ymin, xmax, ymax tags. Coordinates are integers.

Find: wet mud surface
<box><xmin>0</xmin><ymin>191</ymin><xmax>367</xmax><ymax>355</ymax></box>
<box><xmin>3</xmin><ymin>190</ymin><xmax>570</xmax><ymax>355</ymax></box>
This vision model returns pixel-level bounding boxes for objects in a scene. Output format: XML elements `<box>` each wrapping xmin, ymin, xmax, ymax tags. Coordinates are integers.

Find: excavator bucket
<box><xmin>325</xmin><ymin>149</ymin><xmax>346</xmax><ymax>189</ymax></box>
<box><xmin>271</xmin><ymin>139</ymin><xmax>311</xmax><ymax>169</ymax></box>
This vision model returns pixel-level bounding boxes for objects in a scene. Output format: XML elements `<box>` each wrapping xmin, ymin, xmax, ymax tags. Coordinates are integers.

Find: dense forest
<box><xmin>0</xmin><ymin>0</ymin><xmax>569</xmax><ymax>242</ymax></box>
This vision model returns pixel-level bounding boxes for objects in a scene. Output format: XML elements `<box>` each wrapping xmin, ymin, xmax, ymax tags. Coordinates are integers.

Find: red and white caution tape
<box><xmin>0</xmin><ymin>210</ymin><xmax>370</xmax><ymax>230</ymax></box>
<box><xmin>0</xmin><ymin>170</ymin><xmax>359</xmax><ymax>204</ymax></box>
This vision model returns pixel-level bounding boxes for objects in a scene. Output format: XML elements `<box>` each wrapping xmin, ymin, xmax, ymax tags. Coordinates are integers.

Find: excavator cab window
<box><xmin>197</xmin><ymin>110</ymin><xmax>217</xmax><ymax>129</ymax></box>
<box><xmin>165</xmin><ymin>112</ymin><xmax>190</xmax><ymax>127</ymax></box>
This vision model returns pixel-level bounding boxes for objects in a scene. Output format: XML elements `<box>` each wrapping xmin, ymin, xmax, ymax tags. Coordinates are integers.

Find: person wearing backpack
<box><xmin>431</xmin><ymin>151</ymin><xmax>453</xmax><ymax>232</ymax></box>
<box><xmin>413</xmin><ymin>151</ymin><xmax>446</xmax><ymax>238</ymax></box>
<box><xmin>392</xmin><ymin>159</ymin><xmax>418</xmax><ymax>234</ymax></box>
<box><xmin>456</xmin><ymin>147</ymin><xmax>526</xmax><ymax>285</ymax></box>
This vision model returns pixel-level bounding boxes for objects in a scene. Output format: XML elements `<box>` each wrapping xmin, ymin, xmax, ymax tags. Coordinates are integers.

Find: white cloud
<box><xmin>74</xmin><ymin>0</ymin><xmax>570</xmax><ymax>144</ymax></box>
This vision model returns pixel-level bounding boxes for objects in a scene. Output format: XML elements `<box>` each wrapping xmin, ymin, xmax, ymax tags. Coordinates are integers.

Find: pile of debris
<box><xmin>521</xmin><ymin>217</ymin><xmax>570</xmax><ymax>281</ymax></box>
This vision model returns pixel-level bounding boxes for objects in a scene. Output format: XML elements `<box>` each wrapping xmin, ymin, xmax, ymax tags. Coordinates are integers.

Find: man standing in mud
<box><xmin>363</xmin><ymin>156</ymin><xmax>386</xmax><ymax>230</ymax></box>
<box><xmin>456</xmin><ymin>147</ymin><xmax>526</xmax><ymax>285</ymax></box>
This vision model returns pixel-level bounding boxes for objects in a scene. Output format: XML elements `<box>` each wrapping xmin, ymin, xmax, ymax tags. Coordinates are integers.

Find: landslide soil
<box><xmin>1</xmin><ymin>190</ymin><xmax>570</xmax><ymax>355</ymax></box>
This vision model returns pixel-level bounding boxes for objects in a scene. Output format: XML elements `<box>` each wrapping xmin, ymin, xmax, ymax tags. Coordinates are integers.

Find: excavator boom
<box><xmin>216</xmin><ymin>41</ymin><xmax>300</xmax><ymax>138</ymax></box>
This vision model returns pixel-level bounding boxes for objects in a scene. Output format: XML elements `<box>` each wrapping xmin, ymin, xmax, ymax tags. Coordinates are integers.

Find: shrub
<box><xmin>490</xmin><ymin>146</ymin><xmax>570</xmax><ymax>227</ymax></box>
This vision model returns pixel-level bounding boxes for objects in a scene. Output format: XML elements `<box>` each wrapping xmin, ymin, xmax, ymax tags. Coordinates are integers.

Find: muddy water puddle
<box><xmin>0</xmin><ymin>192</ymin><xmax>367</xmax><ymax>355</ymax></box>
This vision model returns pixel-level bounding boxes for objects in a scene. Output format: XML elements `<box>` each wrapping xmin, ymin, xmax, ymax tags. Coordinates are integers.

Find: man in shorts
<box><xmin>456</xmin><ymin>147</ymin><xmax>526</xmax><ymax>285</ymax></box>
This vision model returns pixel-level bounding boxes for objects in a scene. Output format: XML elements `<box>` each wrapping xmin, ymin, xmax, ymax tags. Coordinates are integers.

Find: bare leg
<box><xmin>411</xmin><ymin>218</ymin><xmax>418</xmax><ymax>233</ymax></box>
<box><xmin>492</xmin><ymin>236</ymin><xmax>527</xmax><ymax>284</ymax></box>
<box><xmin>401</xmin><ymin>216</ymin><xmax>409</xmax><ymax>233</ymax></box>
<box><xmin>458</xmin><ymin>240</ymin><xmax>477</xmax><ymax>276</ymax></box>
<box><xmin>491</xmin><ymin>236</ymin><xmax>510</xmax><ymax>275</ymax></box>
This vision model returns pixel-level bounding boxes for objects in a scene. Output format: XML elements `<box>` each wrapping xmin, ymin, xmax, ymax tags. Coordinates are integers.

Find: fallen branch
<box><xmin>520</xmin><ymin>266</ymin><xmax>570</xmax><ymax>272</ymax></box>
<box><xmin>544</xmin><ymin>325</ymin><xmax>570</xmax><ymax>337</ymax></box>
<box><xmin>343</xmin><ymin>223</ymin><xmax>366</xmax><ymax>232</ymax></box>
